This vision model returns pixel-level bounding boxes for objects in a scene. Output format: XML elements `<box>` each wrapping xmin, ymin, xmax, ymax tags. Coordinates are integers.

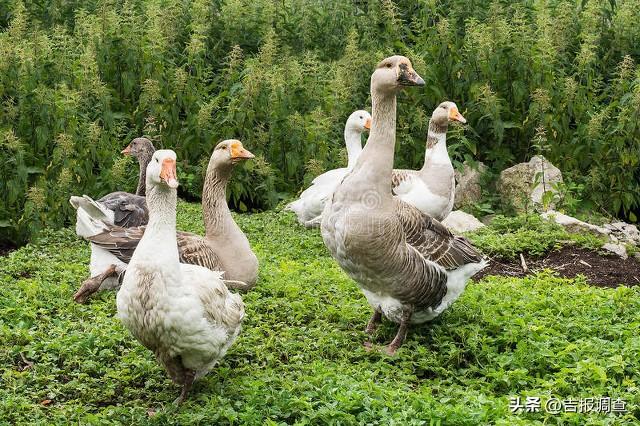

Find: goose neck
<box><xmin>344</xmin><ymin>128</ymin><xmax>364</xmax><ymax>170</ymax></box>
<box><xmin>144</xmin><ymin>184</ymin><xmax>177</xmax><ymax>233</ymax></box>
<box><xmin>202</xmin><ymin>163</ymin><xmax>234</xmax><ymax>237</ymax></box>
<box><xmin>135</xmin><ymin>151</ymin><xmax>153</xmax><ymax>196</ymax></box>
<box><xmin>422</xmin><ymin>120</ymin><xmax>450</xmax><ymax>171</ymax></box>
<box><xmin>351</xmin><ymin>90</ymin><xmax>396</xmax><ymax>185</ymax></box>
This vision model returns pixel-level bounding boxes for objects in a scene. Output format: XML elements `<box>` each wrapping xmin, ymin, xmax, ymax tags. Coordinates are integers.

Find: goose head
<box><xmin>146</xmin><ymin>149</ymin><xmax>179</xmax><ymax>190</ymax></box>
<box><xmin>346</xmin><ymin>110</ymin><xmax>372</xmax><ymax>133</ymax></box>
<box><xmin>210</xmin><ymin>139</ymin><xmax>255</xmax><ymax>170</ymax></box>
<box><xmin>431</xmin><ymin>101</ymin><xmax>467</xmax><ymax>128</ymax></box>
<box><xmin>122</xmin><ymin>137</ymin><xmax>156</xmax><ymax>158</ymax></box>
<box><xmin>371</xmin><ymin>56</ymin><xmax>425</xmax><ymax>95</ymax></box>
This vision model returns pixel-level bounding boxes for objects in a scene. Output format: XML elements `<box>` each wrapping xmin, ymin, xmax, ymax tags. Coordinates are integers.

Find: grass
<box><xmin>1</xmin><ymin>202</ymin><xmax>639</xmax><ymax>425</ymax></box>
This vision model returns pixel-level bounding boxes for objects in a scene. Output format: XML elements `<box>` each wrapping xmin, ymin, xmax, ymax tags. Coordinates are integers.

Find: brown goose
<box><xmin>321</xmin><ymin>56</ymin><xmax>487</xmax><ymax>355</ymax></box>
<box><xmin>72</xmin><ymin>140</ymin><xmax>258</xmax><ymax>303</ymax></box>
<box><xmin>70</xmin><ymin>137</ymin><xmax>155</xmax><ymax>228</ymax></box>
<box><xmin>391</xmin><ymin>101</ymin><xmax>466</xmax><ymax>220</ymax></box>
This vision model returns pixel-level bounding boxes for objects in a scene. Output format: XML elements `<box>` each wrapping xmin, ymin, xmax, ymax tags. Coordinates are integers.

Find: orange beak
<box><xmin>121</xmin><ymin>144</ymin><xmax>132</xmax><ymax>155</ymax></box>
<box><xmin>449</xmin><ymin>108</ymin><xmax>467</xmax><ymax>124</ymax></box>
<box><xmin>159</xmin><ymin>158</ymin><xmax>179</xmax><ymax>189</ymax></box>
<box><xmin>230</xmin><ymin>142</ymin><xmax>255</xmax><ymax>160</ymax></box>
<box><xmin>364</xmin><ymin>118</ymin><xmax>371</xmax><ymax>130</ymax></box>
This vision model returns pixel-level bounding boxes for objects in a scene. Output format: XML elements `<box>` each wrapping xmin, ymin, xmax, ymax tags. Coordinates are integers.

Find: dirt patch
<box><xmin>0</xmin><ymin>242</ymin><xmax>16</xmax><ymax>257</ymax></box>
<box><xmin>474</xmin><ymin>246</ymin><xmax>640</xmax><ymax>288</ymax></box>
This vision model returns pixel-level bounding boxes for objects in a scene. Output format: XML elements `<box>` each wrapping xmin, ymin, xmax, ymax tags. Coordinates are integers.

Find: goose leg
<box><xmin>363</xmin><ymin>310</ymin><xmax>382</xmax><ymax>350</ymax></box>
<box><xmin>385</xmin><ymin>310</ymin><xmax>412</xmax><ymax>356</ymax></box>
<box><xmin>365</xmin><ymin>310</ymin><xmax>382</xmax><ymax>334</ymax></box>
<box><xmin>174</xmin><ymin>369</ymin><xmax>195</xmax><ymax>405</ymax></box>
<box><xmin>73</xmin><ymin>264</ymin><xmax>117</xmax><ymax>304</ymax></box>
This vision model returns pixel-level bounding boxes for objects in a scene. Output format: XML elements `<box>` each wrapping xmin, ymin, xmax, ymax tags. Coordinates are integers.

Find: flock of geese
<box><xmin>69</xmin><ymin>55</ymin><xmax>487</xmax><ymax>403</ymax></box>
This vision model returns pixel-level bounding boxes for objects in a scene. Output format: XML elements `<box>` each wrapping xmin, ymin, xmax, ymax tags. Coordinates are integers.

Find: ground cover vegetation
<box><xmin>1</xmin><ymin>0</ymin><xmax>639</xmax><ymax>246</ymax></box>
<box><xmin>1</xmin><ymin>203</ymin><xmax>639</xmax><ymax>424</ymax></box>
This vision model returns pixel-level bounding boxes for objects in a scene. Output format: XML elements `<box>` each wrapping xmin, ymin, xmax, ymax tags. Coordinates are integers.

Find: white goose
<box><xmin>321</xmin><ymin>56</ymin><xmax>487</xmax><ymax>355</ymax></box>
<box><xmin>72</xmin><ymin>140</ymin><xmax>257</xmax><ymax>303</ymax></box>
<box><xmin>115</xmin><ymin>149</ymin><xmax>244</xmax><ymax>404</ymax></box>
<box><xmin>287</xmin><ymin>110</ymin><xmax>371</xmax><ymax>227</ymax></box>
<box><xmin>391</xmin><ymin>102</ymin><xmax>466</xmax><ymax>220</ymax></box>
<box><xmin>70</xmin><ymin>137</ymin><xmax>155</xmax><ymax>228</ymax></box>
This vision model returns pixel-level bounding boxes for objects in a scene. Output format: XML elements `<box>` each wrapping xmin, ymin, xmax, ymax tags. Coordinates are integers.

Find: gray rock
<box><xmin>604</xmin><ymin>222</ymin><xmax>640</xmax><ymax>244</ymax></box>
<box><xmin>454</xmin><ymin>161</ymin><xmax>487</xmax><ymax>210</ymax></box>
<box><xmin>541</xmin><ymin>210</ymin><xmax>610</xmax><ymax>237</ymax></box>
<box><xmin>497</xmin><ymin>155</ymin><xmax>562</xmax><ymax>213</ymax></box>
<box><xmin>602</xmin><ymin>242</ymin><xmax>628</xmax><ymax>259</ymax></box>
<box><xmin>442</xmin><ymin>210</ymin><xmax>486</xmax><ymax>234</ymax></box>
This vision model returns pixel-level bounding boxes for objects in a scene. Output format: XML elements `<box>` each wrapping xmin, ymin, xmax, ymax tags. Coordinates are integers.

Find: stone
<box><xmin>541</xmin><ymin>210</ymin><xmax>610</xmax><ymax>237</ymax></box>
<box><xmin>454</xmin><ymin>161</ymin><xmax>487</xmax><ymax>210</ymax></box>
<box><xmin>602</xmin><ymin>242</ymin><xmax>628</xmax><ymax>259</ymax></box>
<box><xmin>497</xmin><ymin>155</ymin><xmax>562</xmax><ymax>213</ymax></box>
<box><xmin>442</xmin><ymin>210</ymin><xmax>486</xmax><ymax>234</ymax></box>
<box><xmin>604</xmin><ymin>222</ymin><xmax>640</xmax><ymax>244</ymax></box>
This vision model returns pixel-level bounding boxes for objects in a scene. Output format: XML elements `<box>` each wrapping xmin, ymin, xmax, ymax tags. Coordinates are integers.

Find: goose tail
<box><xmin>69</xmin><ymin>195</ymin><xmax>112</xmax><ymax>238</ymax></box>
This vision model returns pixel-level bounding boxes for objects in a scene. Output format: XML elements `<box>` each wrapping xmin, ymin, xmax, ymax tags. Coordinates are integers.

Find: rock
<box><xmin>497</xmin><ymin>155</ymin><xmax>562</xmax><ymax>212</ymax></box>
<box><xmin>454</xmin><ymin>161</ymin><xmax>487</xmax><ymax>210</ymax></box>
<box><xmin>442</xmin><ymin>210</ymin><xmax>486</xmax><ymax>234</ymax></box>
<box><xmin>602</xmin><ymin>242</ymin><xmax>628</xmax><ymax>259</ymax></box>
<box><xmin>541</xmin><ymin>210</ymin><xmax>610</xmax><ymax>237</ymax></box>
<box><xmin>604</xmin><ymin>222</ymin><xmax>640</xmax><ymax>244</ymax></box>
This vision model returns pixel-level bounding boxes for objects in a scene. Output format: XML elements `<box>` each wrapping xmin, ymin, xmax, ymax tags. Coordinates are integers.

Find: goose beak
<box><xmin>160</xmin><ymin>158</ymin><xmax>179</xmax><ymax>189</ymax></box>
<box><xmin>398</xmin><ymin>63</ymin><xmax>425</xmax><ymax>87</ymax></box>
<box><xmin>231</xmin><ymin>144</ymin><xmax>255</xmax><ymax>160</ymax></box>
<box><xmin>449</xmin><ymin>108</ymin><xmax>467</xmax><ymax>124</ymax></box>
<box><xmin>121</xmin><ymin>144</ymin><xmax>132</xmax><ymax>155</ymax></box>
<box><xmin>364</xmin><ymin>118</ymin><xmax>371</xmax><ymax>130</ymax></box>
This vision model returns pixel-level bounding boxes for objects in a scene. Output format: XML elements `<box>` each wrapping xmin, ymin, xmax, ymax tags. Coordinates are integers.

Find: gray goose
<box><xmin>321</xmin><ymin>56</ymin><xmax>487</xmax><ymax>355</ymax></box>
<box><xmin>70</xmin><ymin>137</ymin><xmax>155</xmax><ymax>228</ymax></box>
<box><xmin>391</xmin><ymin>101</ymin><xmax>466</xmax><ymax>221</ymax></box>
<box><xmin>72</xmin><ymin>140</ymin><xmax>258</xmax><ymax>303</ymax></box>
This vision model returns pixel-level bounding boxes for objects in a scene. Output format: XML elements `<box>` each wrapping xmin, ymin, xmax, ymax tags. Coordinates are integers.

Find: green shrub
<box><xmin>1</xmin><ymin>0</ymin><xmax>639</xmax><ymax>245</ymax></box>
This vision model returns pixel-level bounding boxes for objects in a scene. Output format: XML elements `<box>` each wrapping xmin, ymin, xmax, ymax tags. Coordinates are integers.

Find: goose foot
<box><xmin>173</xmin><ymin>369</ymin><xmax>195</xmax><ymax>406</ymax></box>
<box><xmin>73</xmin><ymin>264</ymin><xmax>117</xmax><ymax>304</ymax></box>
<box><xmin>384</xmin><ymin>311</ymin><xmax>412</xmax><ymax>356</ymax></box>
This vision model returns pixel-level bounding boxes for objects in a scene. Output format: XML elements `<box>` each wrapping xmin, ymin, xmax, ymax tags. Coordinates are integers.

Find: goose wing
<box><xmin>85</xmin><ymin>225</ymin><xmax>144</xmax><ymax>262</ymax></box>
<box><xmin>391</xmin><ymin>169</ymin><xmax>419</xmax><ymax>195</ymax></box>
<box><xmin>98</xmin><ymin>192</ymin><xmax>148</xmax><ymax>228</ymax></box>
<box><xmin>394</xmin><ymin>198</ymin><xmax>483</xmax><ymax>270</ymax></box>
<box><xmin>176</xmin><ymin>232</ymin><xmax>222</xmax><ymax>271</ymax></box>
<box><xmin>86</xmin><ymin>225</ymin><xmax>221</xmax><ymax>271</ymax></box>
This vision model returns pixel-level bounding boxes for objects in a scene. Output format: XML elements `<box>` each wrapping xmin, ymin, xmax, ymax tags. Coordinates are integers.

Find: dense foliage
<box><xmin>1</xmin><ymin>0</ymin><xmax>639</xmax><ymax>244</ymax></box>
<box><xmin>1</xmin><ymin>204</ymin><xmax>639</xmax><ymax>424</ymax></box>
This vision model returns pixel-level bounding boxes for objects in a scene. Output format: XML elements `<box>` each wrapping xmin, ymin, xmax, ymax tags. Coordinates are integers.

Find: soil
<box><xmin>0</xmin><ymin>242</ymin><xmax>16</xmax><ymax>257</ymax></box>
<box><xmin>474</xmin><ymin>246</ymin><xmax>640</xmax><ymax>288</ymax></box>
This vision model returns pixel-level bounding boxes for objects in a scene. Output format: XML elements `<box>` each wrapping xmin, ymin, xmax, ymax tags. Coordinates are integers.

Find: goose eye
<box><xmin>441</xmin><ymin>106</ymin><xmax>446</xmax><ymax>109</ymax></box>
<box><xmin>386</xmin><ymin>63</ymin><xmax>392</xmax><ymax>68</ymax></box>
<box><xmin>221</xmin><ymin>146</ymin><xmax>227</xmax><ymax>150</ymax></box>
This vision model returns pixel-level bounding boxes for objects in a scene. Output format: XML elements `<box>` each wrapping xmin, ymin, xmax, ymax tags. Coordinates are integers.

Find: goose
<box><xmin>321</xmin><ymin>56</ymin><xmax>487</xmax><ymax>355</ymax></box>
<box><xmin>391</xmin><ymin>101</ymin><xmax>466</xmax><ymax>220</ymax></box>
<box><xmin>72</xmin><ymin>140</ymin><xmax>258</xmax><ymax>303</ymax></box>
<box><xmin>114</xmin><ymin>149</ymin><xmax>244</xmax><ymax>404</ymax></box>
<box><xmin>287</xmin><ymin>110</ymin><xmax>371</xmax><ymax>228</ymax></box>
<box><xmin>70</xmin><ymin>137</ymin><xmax>155</xmax><ymax>228</ymax></box>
